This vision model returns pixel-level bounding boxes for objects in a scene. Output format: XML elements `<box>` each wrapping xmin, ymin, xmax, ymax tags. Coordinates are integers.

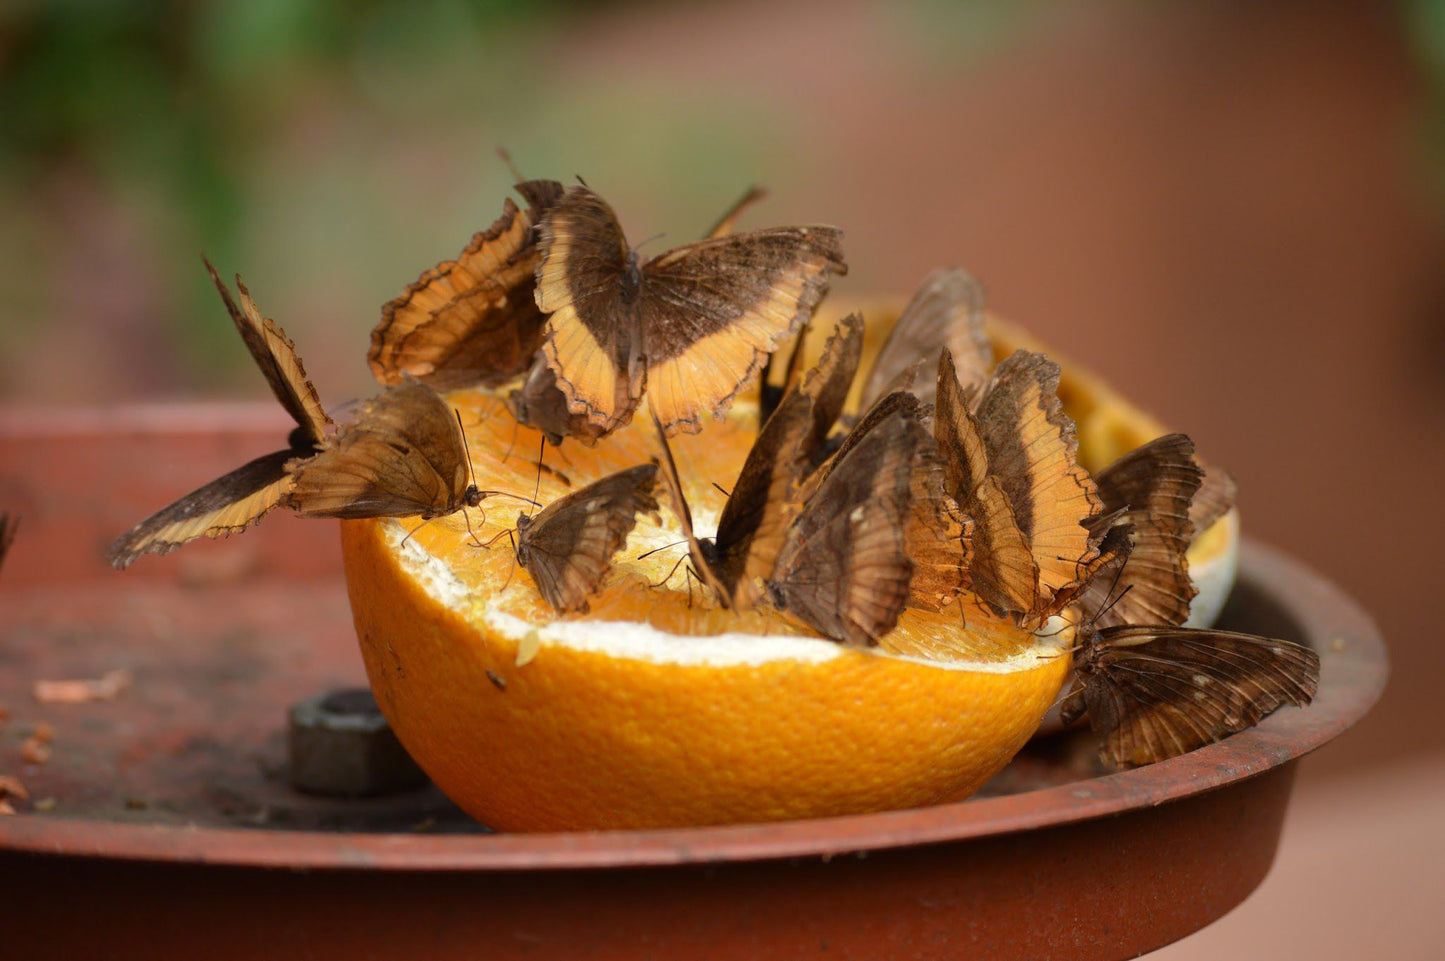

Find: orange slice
<box><xmin>339</xmin><ymin>302</ymin><xmax>1234</xmax><ymax>831</ymax></box>
<box><xmin>342</xmin><ymin>388</ymin><xmax>1069</xmax><ymax>831</ymax></box>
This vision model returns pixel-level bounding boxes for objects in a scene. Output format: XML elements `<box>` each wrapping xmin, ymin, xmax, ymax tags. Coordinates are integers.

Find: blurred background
<box><xmin>1</xmin><ymin>0</ymin><xmax>1441</xmax><ymax>955</ymax></box>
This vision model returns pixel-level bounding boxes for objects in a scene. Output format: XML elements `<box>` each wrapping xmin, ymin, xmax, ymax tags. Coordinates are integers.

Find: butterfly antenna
<box><xmin>633</xmin><ymin>231</ymin><xmax>667</xmax><ymax>254</ymax></box>
<box><xmin>712</xmin><ymin>482</ymin><xmax>731</xmax><ymax>498</ymax></box>
<box><xmin>1094</xmin><ymin>583</ymin><xmax>1135</xmax><ymax>628</ymax></box>
<box><xmin>637</xmin><ymin>539</ymin><xmax>687</xmax><ymax>561</ymax></box>
<box><xmin>455</xmin><ymin>407</ymin><xmax>481</xmax><ymax>490</ymax></box>
<box><xmin>501</xmin><ymin>416</ymin><xmax>520</xmax><ymax>464</ymax></box>
<box><xmin>530</xmin><ymin>435</ymin><xmax>546</xmax><ymax>516</ymax></box>
<box><xmin>477</xmin><ymin>490</ymin><xmax>543</xmax><ymax>509</ymax></box>
<box><xmin>496</xmin><ymin>146</ymin><xmax>526</xmax><ymax>183</ymax></box>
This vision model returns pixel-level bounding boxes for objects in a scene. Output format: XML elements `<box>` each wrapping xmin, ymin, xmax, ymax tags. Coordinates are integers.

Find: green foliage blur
<box><xmin>0</xmin><ymin>1</ymin><xmax>1437</xmax><ymax>402</ymax></box>
<box><xmin>0</xmin><ymin>0</ymin><xmax>782</xmax><ymax>399</ymax></box>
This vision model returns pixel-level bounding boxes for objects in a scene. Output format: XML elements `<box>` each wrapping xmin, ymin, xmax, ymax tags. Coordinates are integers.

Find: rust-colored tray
<box><xmin>0</xmin><ymin>407</ymin><xmax>1386</xmax><ymax>959</ymax></box>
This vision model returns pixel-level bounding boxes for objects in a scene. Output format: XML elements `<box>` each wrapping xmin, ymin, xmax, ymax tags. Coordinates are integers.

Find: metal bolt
<box><xmin>287</xmin><ymin>687</ymin><xmax>428</xmax><ymax>797</ymax></box>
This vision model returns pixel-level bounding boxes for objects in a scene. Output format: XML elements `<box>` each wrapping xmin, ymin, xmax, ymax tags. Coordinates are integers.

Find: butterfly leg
<box><xmin>498</xmin><ymin>529</ymin><xmax>520</xmax><ymax>594</ymax></box>
<box><xmin>650</xmin><ymin>552</ymin><xmax>689</xmax><ymax>589</ymax></box>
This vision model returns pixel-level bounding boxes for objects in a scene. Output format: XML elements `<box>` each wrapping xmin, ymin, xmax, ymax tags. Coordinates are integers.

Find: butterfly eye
<box><xmin>464</xmin><ymin>485</ymin><xmax>485</xmax><ymax>508</ymax></box>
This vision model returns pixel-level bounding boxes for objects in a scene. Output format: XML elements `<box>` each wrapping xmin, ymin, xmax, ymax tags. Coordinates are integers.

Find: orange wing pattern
<box><xmin>370</xmin><ymin>181</ymin><xmax>565</xmax><ymax>390</ymax></box>
<box><xmin>289</xmin><ymin>379</ymin><xmax>474</xmax><ymax>520</ymax></box>
<box><xmin>536</xmin><ymin>185</ymin><xmax>846</xmax><ymax>436</ymax></box>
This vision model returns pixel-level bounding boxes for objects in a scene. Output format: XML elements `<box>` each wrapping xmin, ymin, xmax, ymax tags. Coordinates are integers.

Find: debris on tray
<box><xmin>20</xmin><ymin>736</ymin><xmax>50</xmax><ymax>766</ymax></box>
<box><xmin>33</xmin><ymin>668</ymin><xmax>132</xmax><ymax>704</ymax></box>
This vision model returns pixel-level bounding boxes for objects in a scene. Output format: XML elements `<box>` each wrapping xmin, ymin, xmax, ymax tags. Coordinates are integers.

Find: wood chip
<box><xmin>0</xmin><ymin>774</ymin><xmax>27</xmax><ymax>800</ymax></box>
<box><xmin>32</xmin><ymin>720</ymin><xmax>54</xmax><ymax>743</ymax></box>
<box><xmin>33</xmin><ymin>668</ymin><xmax>132</xmax><ymax>704</ymax></box>
<box><xmin>0</xmin><ymin>800</ymin><xmax>15</xmax><ymax>816</ymax></box>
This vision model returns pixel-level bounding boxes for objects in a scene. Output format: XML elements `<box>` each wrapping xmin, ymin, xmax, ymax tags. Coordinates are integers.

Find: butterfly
<box><xmin>1189</xmin><ymin>461</ymin><xmax>1238</xmax><ymax>535</ymax></box>
<box><xmin>933</xmin><ymin>347</ymin><xmax>1106</xmax><ymax>628</ymax></box>
<box><xmin>534</xmin><ymin>184</ymin><xmax>847</xmax><ymax>436</ymax></box>
<box><xmin>766</xmin><ymin>391</ymin><xmax>927</xmax><ymax>645</ymax></box>
<box><xmin>652</xmin><ymin>392</ymin><xmax>815</xmax><ymax>609</ymax></box>
<box><xmin>0</xmin><ymin>513</ymin><xmax>17</xmax><ymax>573</ymax></box>
<box><xmin>504</xmin><ymin>463</ymin><xmax>661</xmax><ymax>614</ymax></box>
<box><xmin>1073</xmin><ymin>433</ymin><xmax>1205</xmax><ymax>629</ymax></box>
<box><xmin>369</xmin><ymin>180</ymin><xmax>566</xmax><ymax>390</ymax></box>
<box><xmin>857</xmin><ymin>267</ymin><xmax>993</xmax><ymax>412</ymax></box>
<box><xmin>651</xmin><ymin>314</ymin><xmax>865</xmax><ymax>608</ymax></box>
<box><xmin>286</xmin><ymin>377</ymin><xmax>488</xmax><ymax>521</ymax></box>
<box><xmin>107</xmin><ymin>261</ymin><xmax>333</xmax><ymax>569</ymax></box>
<box><xmin>509</xmin><ymin>186</ymin><xmax>774</xmax><ymax>448</ymax></box>
<box><xmin>1058</xmin><ymin>624</ymin><xmax>1321</xmax><ymax>767</ymax></box>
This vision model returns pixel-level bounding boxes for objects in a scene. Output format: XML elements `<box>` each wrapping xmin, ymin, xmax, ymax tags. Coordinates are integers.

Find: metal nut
<box><xmin>287</xmin><ymin>688</ymin><xmax>428</xmax><ymax>797</ymax></box>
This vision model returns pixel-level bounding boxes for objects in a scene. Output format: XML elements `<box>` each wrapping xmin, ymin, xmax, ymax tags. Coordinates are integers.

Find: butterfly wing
<box><xmin>1190</xmin><ymin>461</ymin><xmax>1239</xmax><ymax>535</ymax></box>
<box><xmin>860</xmin><ymin>267</ymin><xmax>991</xmax><ymax>411</ymax></box>
<box><xmin>795</xmin><ymin>312</ymin><xmax>863</xmax><ymax>460</ymax></box>
<box><xmin>638</xmin><ymin>225</ymin><xmax>847</xmax><ymax>434</ymax></box>
<box><xmin>508</xmin><ymin>355</ymin><xmax>608</xmax><ymax>447</ymax></box>
<box><xmin>371</xmin><ymin>181</ymin><xmax>566</xmax><ymax>390</ymax></box>
<box><xmin>536</xmin><ymin>186</ymin><xmax>644</xmax><ymax>433</ymax></box>
<box><xmin>289</xmin><ymin>379</ymin><xmax>470</xmax><ymax>519</ymax></box>
<box><xmin>934</xmin><ymin>349</ymin><xmax>1039</xmax><ymax>616</ymax></box>
<box><xmin>517</xmin><ymin>463</ymin><xmax>661</xmax><ymax>613</ymax></box>
<box><xmin>106</xmin><ymin>450</ymin><xmax>298</xmax><ymax>569</ymax></box>
<box><xmin>1078</xmin><ymin>626</ymin><xmax>1321</xmax><ymax>767</ymax></box>
<box><xmin>650</xmin><ymin>410</ymin><xmax>732</xmax><ymax>604</ymax></box>
<box><xmin>976</xmin><ymin>350</ymin><xmax>1102</xmax><ymax>622</ymax></box>
<box><xmin>710</xmin><ymin>387</ymin><xmax>814</xmax><ymax>605</ymax></box>
<box><xmin>758</xmin><ymin>316</ymin><xmax>812</xmax><ymax>428</ymax></box>
<box><xmin>769</xmin><ymin>395</ymin><xmax>923</xmax><ymax>646</ymax></box>
<box><xmin>203</xmin><ymin>260</ymin><xmax>330</xmax><ymax>446</ymax></box>
<box><xmin>703</xmin><ymin>185</ymin><xmax>769</xmax><ymax>240</ymax></box>
<box><xmin>904</xmin><ymin>437</ymin><xmax>972</xmax><ymax>612</ymax></box>
<box><xmin>1077</xmin><ymin>434</ymin><xmax>1203</xmax><ymax>628</ymax></box>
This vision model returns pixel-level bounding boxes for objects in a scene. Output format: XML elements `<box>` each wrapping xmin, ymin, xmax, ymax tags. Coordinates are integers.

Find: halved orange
<box><xmin>340</xmin><ymin>302</ymin><xmax>1235</xmax><ymax>831</ymax></box>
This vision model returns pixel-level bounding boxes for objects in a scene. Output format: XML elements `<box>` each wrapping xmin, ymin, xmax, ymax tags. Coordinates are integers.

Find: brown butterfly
<box><xmin>534</xmin><ymin>184</ymin><xmax>846</xmax><ymax>436</ymax></box>
<box><xmin>858</xmin><ymin>267</ymin><xmax>993</xmax><ymax>411</ymax></box>
<box><xmin>1074</xmin><ymin>434</ymin><xmax>1204</xmax><ymax>629</ymax></box>
<box><xmin>650</xmin><ymin>314</ymin><xmax>867</xmax><ymax>607</ymax></box>
<box><xmin>903</xmin><ymin>438</ymin><xmax>972</xmax><ymax>613</ymax></box>
<box><xmin>766</xmin><ymin>392</ymin><xmax>926</xmax><ymax>646</ymax></box>
<box><xmin>792</xmin><ymin>314</ymin><xmax>864</xmax><ymax>462</ymax></box>
<box><xmin>503</xmin><ymin>463</ymin><xmax>661</xmax><ymax>614</ymax></box>
<box><xmin>107</xmin><ymin>262</ymin><xmax>333</xmax><ymax>569</ymax></box>
<box><xmin>369</xmin><ymin>180</ymin><xmax>566</xmax><ymax>390</ymax></box>
<box><xmin>933</xmin><ymin>347</ymin><xmax>1105</xmax><ymax>627</ymax></box>
<box><xmin>1059</xmin><ymin>625</ymin><xmax>1321</xmax><ymax>767</ymax></box>
<box><xmin>508</xmin><ymin>186</ymin><xmax>773</xmax><ymax>448</ymax></box>
<box><xmin>652</xmin><ymin>390</ymin><xmax>815</xmax><ymax>609</ymax></box>
<box><xmin>0</xmin><ymin>513</ymin><xmax>17</xmax><ymax>573</ymax></box>
<box><xmin>506</xmin><ymin>355</ymin><xmax>609</xmax><ymax>447</ymax></box>
<box><xmin>799</xmin><ymin>377</ymin><xmax>970</xmax><ymax>616</ymax></box>
<box><xmin>1189</xmin><ymin>461</ymin><xmax>1238</xmax><ymax>535</ymax></box>
<box><xmin>286</xmin><ymin>377</ymin><xmax>487</xmax><ymax>521</ymax></box>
